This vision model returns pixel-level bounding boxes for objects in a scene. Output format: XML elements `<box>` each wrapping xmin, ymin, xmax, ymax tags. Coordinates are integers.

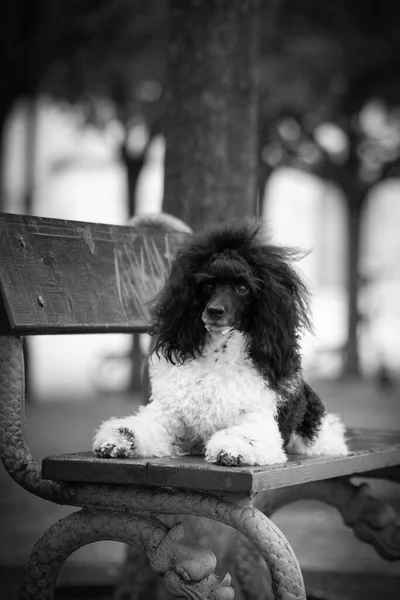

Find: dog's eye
<box><xmin>203</xmin><ymin>282</ymin><xmax>213</xmax><ymax>293</ymax></box>
<box><xmin>236</xmin><ymin>284</ymin><xmax>249</xmax><ymax>294</ymax></box>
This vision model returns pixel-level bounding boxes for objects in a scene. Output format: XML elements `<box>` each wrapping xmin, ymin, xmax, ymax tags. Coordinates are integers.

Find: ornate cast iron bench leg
<box><xmin>1</xmin><ymin>337</ymin><xmax>306</xmax><ymax>599</ymax></box>
<box><xmin>256</xmin><ymin>478</ymin><xmax>400</xmax><ymax>561</ymax></box>
<box><xmin>19</xmin><ymin>503</ymin><xmax>306</xmax><ymax>600</ymax></box>
<box><xmin>20</xmin><ymin>509</ymin><xmax>233</xmax><ymax>600</ymax></box>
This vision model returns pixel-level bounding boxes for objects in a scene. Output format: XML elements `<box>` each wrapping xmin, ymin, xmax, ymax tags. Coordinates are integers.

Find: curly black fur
<box><xmin>152</xmin><ymin>219</ymin><xmax>310</xmax><ymax>385</ymax></box>
<box><xmin>277</xmin><ymin>383</ymin><xmax>326</xmax><ymax>447</ymax></box>
<box><xmin>150</xmin><ymin>218</ymin><xmax>325</xmax><ymax>446</ymax></box>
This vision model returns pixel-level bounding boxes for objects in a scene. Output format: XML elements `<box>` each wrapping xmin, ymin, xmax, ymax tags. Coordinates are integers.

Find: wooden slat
<box><xmin>0</xmin><ymin>213</ymin><xmax>188</xmax><ymax>334</ymax></box>
<box><xmin>42</xmin><ymin>452</ymin><xmax>148</xmax><ymax>486</ymax></box>
<box><xmin>41</xmin><ymin>429</ymin><xmax>400</xmax><ymax>494</ymax></box>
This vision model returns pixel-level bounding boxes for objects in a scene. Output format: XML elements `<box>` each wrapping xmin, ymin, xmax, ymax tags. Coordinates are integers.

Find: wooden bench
<box><xmin>1</xmin><ymin>211</ymin><xmax>400</xmax><ymax>600</ymax></box>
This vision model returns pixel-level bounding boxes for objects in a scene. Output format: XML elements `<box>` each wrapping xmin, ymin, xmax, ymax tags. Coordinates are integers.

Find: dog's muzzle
<box><xmin>207</xmin><ymin>305</ymin><xmax>225</xmax><ymax>319</ymax></box>
<box><xmin>202</xmin><ymin>304</ymin><xmax>233</xmax><ymax>334</ymax></box>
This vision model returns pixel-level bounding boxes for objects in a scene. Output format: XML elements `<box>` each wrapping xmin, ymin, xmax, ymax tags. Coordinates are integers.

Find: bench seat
<box><xmin>42</xmin><ymin>428</ymin><xmax>400</xmax><ymax>493</ymax></box>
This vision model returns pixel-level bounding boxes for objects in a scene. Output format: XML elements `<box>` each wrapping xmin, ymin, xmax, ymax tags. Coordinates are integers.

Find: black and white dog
<box><xmin>93</xmin><ymin>220</ymin><xmax>348</xmax><ymax>466</ymax></box>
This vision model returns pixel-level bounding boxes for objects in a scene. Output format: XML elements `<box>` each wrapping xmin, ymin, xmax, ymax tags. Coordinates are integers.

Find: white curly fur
<box><xmin>287</xmin><ymin>413</ymin><xmax>348</xmax><ymax>456</ymax></box>
<box><xmin>93</xmin><ymin>331</ymin><xmax>348</xmax><ymax>465</ymax></box>
<box><xmin>93</xmin><ymin>330</ymin><xmax>288</xmax><ymax>465</ymax></box>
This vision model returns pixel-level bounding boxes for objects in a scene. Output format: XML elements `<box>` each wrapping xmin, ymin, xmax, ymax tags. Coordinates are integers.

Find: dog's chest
<box><xmin>150</xmin><ymin>332</ymin><xmax>276</xmax><ymax>436</ymax></box>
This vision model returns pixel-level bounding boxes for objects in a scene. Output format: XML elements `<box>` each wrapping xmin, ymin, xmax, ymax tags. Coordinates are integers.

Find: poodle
<box><xmin>93</xmin><ymin>219</ymin><xmax>348</xmax><ymax>466</ymax></box>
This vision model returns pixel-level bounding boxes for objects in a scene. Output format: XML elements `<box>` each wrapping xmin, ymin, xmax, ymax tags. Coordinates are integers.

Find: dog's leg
<box><xmin>286</xmin><ymin>383</ymin><xmax>348</xmax><ymax>456</ymax></box>
<box><xmin>93</xmin><ymin>403</ymin><xmax>179</xmax><ymax>459</ymax></box>
<box><xmin>287</xmin><ymin>412</ymin><xmax>348</xmax><ymax>457</ymax></box>
<box><xmin>205</xmin><ymin>412</ymin><xmax>287</xmax><ymax>467</ymax></box>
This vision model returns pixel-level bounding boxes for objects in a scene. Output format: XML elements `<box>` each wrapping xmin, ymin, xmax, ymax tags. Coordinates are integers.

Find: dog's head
<box><xmin>196</xmin><ymin>250</ymin><xmax>261</xmax><ymax>335</ymax></box>
<box><xmin>151</xmin><ymin>219</ymin><xmax>311</xmax><ymax>388</ymax></box>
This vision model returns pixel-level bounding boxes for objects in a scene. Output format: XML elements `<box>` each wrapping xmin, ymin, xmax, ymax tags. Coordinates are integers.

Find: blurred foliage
<box><xmin>43</xmin><ymin>0</ymin><xmax>167</xmax><ymax>131</ymax></box>
<box><xmin>260</xmin><ymin>0</ymin><xmax>400</xmax><ymax>193</ymax></box>
<box><xmin>4</xmin><ymin>0</ymin><xmax>400</xmax><ymax>188</ymax></box>
<box><xmin>0</xmin><ymin>1</ymin><xmax>56</xmax><ymax>119</ymax></box>
<box><xmin>41</xmin><ymin>0</ymin><xmax>167</xmax><ymax>216</ymax></box>
<box><xmin>0</xmin><ymin>0</ymin><xmax>167</xmax><ymax>149</ymax></box>
<box><xmin>257</xmin><ymin>0</ymin><xmax>400</xmax><ymax>376</ymax></box>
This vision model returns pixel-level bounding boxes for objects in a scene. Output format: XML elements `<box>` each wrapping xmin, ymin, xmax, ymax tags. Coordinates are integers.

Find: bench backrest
<box><xmin>0</xmin><ymin>213</ymin><xmax>189</xmax><ymax>335</ymax></box>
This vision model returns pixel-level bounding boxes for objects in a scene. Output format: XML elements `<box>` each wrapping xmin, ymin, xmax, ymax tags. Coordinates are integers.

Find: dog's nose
<box><xmin>207</xmin><ymin>305</ymin><xmax>225</xmax><ymax>319</ymax></box>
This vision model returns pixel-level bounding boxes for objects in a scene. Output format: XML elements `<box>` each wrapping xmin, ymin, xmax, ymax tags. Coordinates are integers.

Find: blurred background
<box><xmin>1</xmin><ymin>1</ymin><xmax>400</xmax><ymax>599</ymax></box>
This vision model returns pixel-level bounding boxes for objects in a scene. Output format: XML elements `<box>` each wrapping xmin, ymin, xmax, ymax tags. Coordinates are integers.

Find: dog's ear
<box><xmin>150</xmin><ymin>254</ymin><xmax>206</xmax><ymax>364</ymax></box>
<box><xmin>246</xmin><ymin>245</ymin><xmax>311</xmax><ymax>389</ymax></box>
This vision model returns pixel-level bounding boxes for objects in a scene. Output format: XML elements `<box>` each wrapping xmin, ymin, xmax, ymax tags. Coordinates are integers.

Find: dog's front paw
<box><xmin>216</xmin><ymin>451</ymin><xmax>244</xmax><ymax>467</ymax></box>
<box><xmin>93</xmin><ymin>424</ymin><xmax>136</xmax><ymax>459</ymax></box>
<box><xmin>94</xmin><ymin>442</ymin><xmax>131</xmax><ymax>458</ymax></box>
<box><xmin>205</xmin><ymin>431</ymin><xmax>288</xmax><ymax>466</ymax></box>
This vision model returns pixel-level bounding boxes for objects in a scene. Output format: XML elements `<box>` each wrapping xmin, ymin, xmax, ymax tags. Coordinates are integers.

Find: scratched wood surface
<box><xmin>0</xmin><ymin>213</ymin><xmax>188</xmax><ymax>334</ymax></box>
<box><xmin>41</xmin><ymin>429</ymin><xmax>400</xmax><ymax>494</ymax></box>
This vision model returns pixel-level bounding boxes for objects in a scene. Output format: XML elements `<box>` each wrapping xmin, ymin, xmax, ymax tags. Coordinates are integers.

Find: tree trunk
<box><xmin>21</xmin><ymin>97</ymin><xmax>39</xmax><ymax>401</ymax></box>
<box><xmin>257</xmin><ymin>162</ymin><xmax>273</xmax><ymax>217</ymax></box>
<box><xmin>22</xmin><ymin>97</ymin><xmax>38</xmax><ymax>215</ymax></box>
<box><xmin>0</xmin><ymin>116</ymin><xmax>7</xmax><ymax>212</ymax></box>
<box><xmin>0</xmin><ymin>94</ymin><xmax>14</xmax><ymax>211</ymax></box>
<box><xmin>342</xmin><ymin>195</ymin><xmax>366</xmax><ymax>378</ymax></box>
<box><xmin>121</xmin><ymin>142</ymin><xmax>147</xmax><ymax>218</ymax></box>
<box><xmin>121</xmin><ymin>139</ymin><xmax>150</xmax><ymax>393</ymax></box>
<box><xmin>163</xmin><ymin>0</ymin><xmax>260</xmax><ymax>229</ymax></box>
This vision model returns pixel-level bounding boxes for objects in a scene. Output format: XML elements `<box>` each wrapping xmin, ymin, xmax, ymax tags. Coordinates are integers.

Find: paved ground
<box><xmin>1</xmin><ymin>378</ymin><xmax>400</xmax><ymax>599</ymax></box>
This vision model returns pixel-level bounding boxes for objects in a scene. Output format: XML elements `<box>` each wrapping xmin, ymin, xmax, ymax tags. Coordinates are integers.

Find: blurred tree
<box><xmin>0</xmin><ymin>0</ymin><xmax>59</xmax><ymax>210</ymax></box>
<box><xmin>162</xmin><ymin>0</ymin><xmax>261</xmax><ymax>230</ymax></box>
<box><xmin>259</xmin><ymin>0</ymin><xmax>400</xmax><ymax>377</ymax></box>
<box><xmin>0</xmin><ymin>0</ymin><xmax>167</xmax><ymax>214</ymax></box>
<box><xmin>41</xmin><ymin>0</ymin><xmax>168</xmax><ymax>215</ymax></box>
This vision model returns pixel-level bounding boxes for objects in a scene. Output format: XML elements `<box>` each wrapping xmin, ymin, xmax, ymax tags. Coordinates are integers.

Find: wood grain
<box><xmin>0</xmin><ymin>213</ymin><xmax>188</xmax><ymax>334</ymax></box>
<box><xmin>41</xmin><ymin>453</ymin><xmax>148</xmax><ymax>486</ymax></box>
<box><xmin>41</xmin><ymin>429</ymin><xmax>400</xmax><ymax>494</ymax></box>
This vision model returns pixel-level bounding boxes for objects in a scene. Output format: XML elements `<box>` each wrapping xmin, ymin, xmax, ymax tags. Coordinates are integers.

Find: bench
<box><xmin>1</xmin><ymin>210</ymin><xmax>400</xmax><ymax>600</ymax></box>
